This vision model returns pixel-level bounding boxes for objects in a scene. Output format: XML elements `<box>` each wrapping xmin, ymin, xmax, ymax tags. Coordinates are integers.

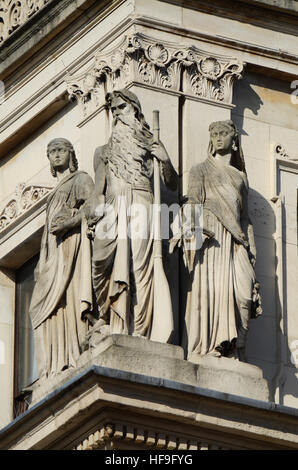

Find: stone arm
<box><xmin>50</xmin><ymin>173</ymin><xmax>95</xmax><ymax>237</ymax></box>
<box><xmin>161</xmin><ymin>158</ymin><xmax>178</xmax><ymax>191</ymax></box>
<box><xmin>83</xmin><ymin>145</ymin><xmax>108</xmax><ymax>232</ymax></box>
<box><xmin>151</xmin><ymin>140</ymin><xmax>178</xmax><ymax>191</ymax></box>
<box><xmin>241</xmin><ymin>174</ymin><xmax>257</xmax><ymax>266</ymax></box>
<box><xmin>187</xmin><ymin>165</ymin><xmax>205</xmax><ymax>204</ymax></box>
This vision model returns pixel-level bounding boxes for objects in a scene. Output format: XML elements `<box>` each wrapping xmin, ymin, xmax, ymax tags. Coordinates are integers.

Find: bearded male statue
<box><xmin>86</xmin><ymin>89</ymin><xmax>178</xmax><ymax>341</ymax></box>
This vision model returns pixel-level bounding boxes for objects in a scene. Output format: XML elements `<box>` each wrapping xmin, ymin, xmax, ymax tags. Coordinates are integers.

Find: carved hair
<box><xmin>47</xmin><ymin>138</ymin><xmax>78</xmax><ymax>177</ymax></box>
<box><xmin>106</xmin><ymin>89</ymin><xmax>151</xmax><ymax>135</ymax></box>
<box><xmin>208</xmin><ymin>120</ymin><xmax>246</xmax><ymax>173</ymax></box>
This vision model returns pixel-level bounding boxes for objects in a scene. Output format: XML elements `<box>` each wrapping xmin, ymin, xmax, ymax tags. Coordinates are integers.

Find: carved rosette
<box><xmin>0</xmin><ymin>0</ymin><xmax>52</xmax><ymax>44</ymax></box>
<box><xmin>0</xmin><ymin>183</ymin><xmax>52</xmax><ymax>232</ymax></box>
<box><xmin>66</xmin><ymin>33</ymin><xmax>244</xmax><ymax>118</ymax></box>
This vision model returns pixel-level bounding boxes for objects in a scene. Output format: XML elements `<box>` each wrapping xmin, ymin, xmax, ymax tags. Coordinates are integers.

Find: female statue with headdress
<box><xmin>183</xmin><ymin>120</ymin><xmax>262</xmax><ymax>361</ymax></box>
<box><xmin>29</xmin><ymin>138</ymin><xmax>95</xmax><ymax>379</ymax></box>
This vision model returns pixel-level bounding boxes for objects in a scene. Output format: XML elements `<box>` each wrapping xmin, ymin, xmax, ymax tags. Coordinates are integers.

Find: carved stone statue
<box><xmin>183</xmin><ymin>120</ymin><xmax>262</xmax><ymax>362</ymax></box>
<box><xmin>86</xmin><ymin>89</ymin><xmax>177</xmax><ymax>341</ymax></box>
<box><xmin>29</xmin><ymin>138</ymin><xmax>95</xmax><ymax>379</ymax></box>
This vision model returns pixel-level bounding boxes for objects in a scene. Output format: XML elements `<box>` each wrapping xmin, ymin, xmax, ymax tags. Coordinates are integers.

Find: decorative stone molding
<box><xmin>74</xmin><ymin>423</ymin><xmax>227</xmax><ymax>450</ymax></box>
<box><xmin>66</xmin><ymin>33</ymin><xmax>244</xmax><ymax>118</ymax></box>
<box><xmin>270</xmin><ymin>143</ymin><xmax>298</xmax><ymax>202</ymax></box>
<box><xmin>274</xmin><ymin>143</ymin><xmax>298</xmax><ymax>161</ymax></box>
<box><xmin>0</xmin><ymin>183</ymin><xmax>52</xmax><ymax>233</ymax></box>
<box><xmin>0</xmin><ymin>0</ymin><xmax>53</xmax><ymax>44</ymax></box>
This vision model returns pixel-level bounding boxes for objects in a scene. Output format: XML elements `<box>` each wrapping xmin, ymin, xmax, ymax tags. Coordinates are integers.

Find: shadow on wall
<box><xmin>243</xmin><ymin>188</ymin><xmax>296</xmax><ymax>403</ymax></box>
<box><xmin>275</xmin><ymin>202</ymin><xmax>298</xmax><ymax>406</ymax></box>
<box><xmin>232</xmin><ymin>74</ymin><xmax>264</xmax><ymax>135</ymax></box>
<box><xmin>232</xmin><ymin>74</ymin><xmax>298</xmax><ymax>403</ymax></box>
<box><xmin>245</xmin><ymin>187</ymin><xmax>278</xmax><ymax>399</ymax></box>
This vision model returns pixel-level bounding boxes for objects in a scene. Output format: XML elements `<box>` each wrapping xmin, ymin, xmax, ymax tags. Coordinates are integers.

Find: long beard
<box><xmin>109</xmin><ymin>116</ymin><xmax>153</xmax><ymax>182</ymax></box>
<box><xmin>111</xmin><ymin>116</ymin><xmax>152</xmax><ymax>162</ymax></box>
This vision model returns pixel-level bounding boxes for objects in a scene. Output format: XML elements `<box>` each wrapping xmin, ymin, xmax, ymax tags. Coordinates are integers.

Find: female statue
<box><xmin>183</xmin><ymin>120</ymin><xmax>262</xmax><ymax>361</ymax></box>
<box><xmin>29</xmin><ymin>138</ymin><xmax>95</xmax><ymax>378</ymax></box>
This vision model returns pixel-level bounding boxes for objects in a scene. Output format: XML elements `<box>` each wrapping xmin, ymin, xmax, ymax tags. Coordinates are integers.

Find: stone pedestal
<box><xmin>1</xmin><ymin>335</ymin><xmax>298</xmax><ymax>450</ymax></box>
<box><xmin>29</xmin><ymin>335</ymin><xmax>269</xmax><ymax>406</ymax></box>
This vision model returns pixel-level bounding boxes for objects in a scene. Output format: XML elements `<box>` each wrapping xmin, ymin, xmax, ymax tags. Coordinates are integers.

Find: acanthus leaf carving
<box><xmin>0</xmin><ymin>183</ymin><xmax>53</xmax><ymax>233</ymax></box>
<box><xmin>183</xmin><ymin>52</ymin><xmax>243</xmax><ymax>102</ymax></box>
<box><xmin>66</xmin><ymin>32</ymin><xmax>244</xmax><ymax>119</ymax></box>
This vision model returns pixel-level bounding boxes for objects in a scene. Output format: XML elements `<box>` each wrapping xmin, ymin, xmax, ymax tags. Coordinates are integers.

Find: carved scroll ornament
<box><xmin>274</xmin><ymin>143</ymin><xmax>298</xmax><ymax>161</ymax></box>
<box><xmin>66</xmin><ymin>33</ymin><xmax>244</xmax><ymax>117</ymax></box>
<box><xmin>0</xmin><ymin>182</ymin><xmax>52</xmax><ymax>232</ymax></box>
<box><xmin>0</xmin><ymin>0</ymin><xmax>53</xmax><ymax>44</ymax></box>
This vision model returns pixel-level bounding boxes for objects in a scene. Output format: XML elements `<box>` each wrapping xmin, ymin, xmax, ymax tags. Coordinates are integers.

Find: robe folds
<box><xmin>92</xmin><ymin>138</ymin><xmax>175</xmax><ymax>341</ymax></box>
<box><xmin>29</xmin><ymin>171</ymin><xmax>94</xmax><ymax>378</ymax></box>
<box><xmin>92</xmin><ymin>180</ymin><xmax>154</xmax><ymax>337</ymax></box>
<box><xmin>184</xmin><ymin>155</ymin><xmax>262</xmax><ymax>358</ymax></box>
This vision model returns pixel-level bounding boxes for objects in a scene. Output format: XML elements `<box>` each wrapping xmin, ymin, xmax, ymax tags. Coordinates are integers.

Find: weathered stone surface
<box><xmin>182</xmin><ymin>120</ymin><xmax>262</xmax><ymax>362</ymax></box>
<box><xmin>29</xmin><ymin>334</ymin><xmax>269</xmax><ymax>406</ymax></box>
<box><xmin>0</xmin><ymin>0</ymin><xmax>298</xmax><ymax>436</ymax></box>
<box><xmin>28</xmin><ymin>138</ymin><xmax>95</xmax><ymax>379</ymax></box>
<box><xmin>88</xmin><ymin>89</ymin><xmax>177</xmax><ymax>343</ymax></box>
<box><xmin>0</xmin><ymin>348</ymin><xmax>296</xmax><ymax>450</ymax></box>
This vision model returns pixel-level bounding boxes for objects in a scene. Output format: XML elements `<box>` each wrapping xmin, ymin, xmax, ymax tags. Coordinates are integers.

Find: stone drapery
<box><xmin>29</xmin><ymin>171</ymin><xmax>94</xmax><ymax>377</ymax></box>
<box><xmin>183</xmin><ymin>155</ymin><xmax>261</xmax><ymax>358</ymax></box>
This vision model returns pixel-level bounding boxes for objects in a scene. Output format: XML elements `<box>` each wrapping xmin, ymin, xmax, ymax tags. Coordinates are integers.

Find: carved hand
<box><xmin>50</xmin><ymin>220</ymin><xmax>70</xmax><ymax>238</ymax></box>
<box><xmin>84</xmin><ymin>195</ymin><xmax>105</xmax><ymax>227</ymax></box>
<box><xmin>151</xmin><ymin>140</ymin><xmax>170</xmax><ymax>163</ymax></box>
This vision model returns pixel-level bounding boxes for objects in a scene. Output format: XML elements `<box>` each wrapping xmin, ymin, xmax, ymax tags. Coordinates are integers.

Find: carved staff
<box><xmin>150</xmin><ymin>110</ymin><xmax>174</xmax><ymax>343</ymax></box>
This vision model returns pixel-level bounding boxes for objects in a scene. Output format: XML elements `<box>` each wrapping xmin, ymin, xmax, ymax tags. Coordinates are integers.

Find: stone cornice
<box><xmin>0</xmin><ymin>0</ymin><xmax>113</xmax><ymax>77</ymax></box>
<box><xmin>0</xmin><ymin>364</ymin><xmax>298</xmax><ymax>450</ymax></box>
<box><xmin>74</xmin><ymin>422</ymin><xmax>223</xmax><ymax>450</ymax></box>
<box><xmin>66</xmin><ymin>32</ymin><xmax>244</xmax><ymax>117</ymax></box>
<box><xmin>134</xmin><ymin>17</ymin><xmax>298</xmax><ymax>68</ymax></box>
<box><xmin>160</xmin><ymin>0</ymin><xmax>298</xmax><ymax>27</ymax></box>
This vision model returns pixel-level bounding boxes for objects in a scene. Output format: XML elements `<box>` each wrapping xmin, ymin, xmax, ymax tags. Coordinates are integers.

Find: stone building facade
<box><xmin>0</xmin><ymin>0</ymin><xmax>297</xmax><ymax>450</ymax></box>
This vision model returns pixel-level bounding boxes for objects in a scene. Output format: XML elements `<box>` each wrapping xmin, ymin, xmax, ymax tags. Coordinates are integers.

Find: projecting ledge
<box><xmin>28</xmin><ymin>334</ymin><xmax>269</xmax><ymax>406</ymax></box>
<box><xmin>1</xmin><ymin>337</ymin><xmax>298</xmax><ymax>450</ymax></box>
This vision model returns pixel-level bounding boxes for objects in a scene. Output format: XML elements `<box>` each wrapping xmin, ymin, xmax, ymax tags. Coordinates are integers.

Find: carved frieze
<box><xmin>66</xmin><ymin>33</ymin><xmax>244</xmax><ymax>118</ymax></box>
<box><xmin>0</xmin><ymin>0</ymin><xmax>53</xmax><ymax>44</ymax></box>
<box><xmin>0</xmin><ymin>183</ymin><xmax>52</xmax><ymax>233</ymax></box>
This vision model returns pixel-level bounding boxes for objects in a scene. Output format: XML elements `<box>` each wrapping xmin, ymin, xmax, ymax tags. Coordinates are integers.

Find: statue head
<box><xmin>208</xmin><ymin>120</ymin><xmax>246</xmax><ymax>172</ymax></box>
<box><xmin>47</xmin><ymin>138</ymin><xmax>78</xmax><ymax>177</ymax></box>
<box><xmin>106</xmin><ymin>89</ymin><xmax>150</xmax><ymax>132</ymax></box>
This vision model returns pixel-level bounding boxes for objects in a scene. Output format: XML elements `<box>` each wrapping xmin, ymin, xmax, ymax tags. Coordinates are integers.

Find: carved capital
<box><xmin>0</xmin><ymin>0</ymin><xmax>53</xmax><ymax>44</ymax></box>
<box><xmin>66</xmin><ymin>33</ymin><xmax>244</xmax><ymax>118</ymax></box>
<box><xmin>183</xmin><ymin>52</ymin><xmax>243</xmax><ymax>103</ymax></box>
<box><xmin>0</xmin><ymin>183</ymin><xmax>52</xmax><ymax>233</ymax></box>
